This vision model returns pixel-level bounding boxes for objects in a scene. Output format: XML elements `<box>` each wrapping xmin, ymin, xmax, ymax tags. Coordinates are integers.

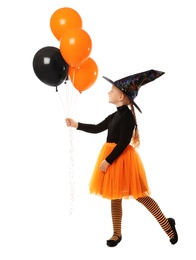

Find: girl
<box><xmin>65</xmin><ymin>69</ymin><xmax>178</xmax><ymax>247</ymax></box>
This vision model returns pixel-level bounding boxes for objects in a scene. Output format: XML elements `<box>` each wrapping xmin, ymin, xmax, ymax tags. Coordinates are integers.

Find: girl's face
<box><xmin>108</xmin><ymin>85</ymin><xmax>124</xmax><ymax>106</ymax></box>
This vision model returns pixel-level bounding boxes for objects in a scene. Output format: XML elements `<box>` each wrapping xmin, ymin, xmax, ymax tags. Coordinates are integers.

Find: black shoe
<box><xmin>167</xmin><ymin>218</ymin><xmax>178</xmax><ymax>244</ymax></box>
<box><xmin>106</xmin><ymin>235</ymin><xmax>122</xmax><ymax>247</ymax></box>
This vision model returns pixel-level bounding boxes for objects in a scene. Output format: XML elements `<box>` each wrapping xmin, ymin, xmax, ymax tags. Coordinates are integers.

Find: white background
<box><xmin>0</xmin><ymin>0</ymin><xmax>195</xmax><ymax>259</ymax></box>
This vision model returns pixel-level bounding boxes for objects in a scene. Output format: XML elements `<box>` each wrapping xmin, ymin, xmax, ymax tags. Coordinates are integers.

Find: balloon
<box><xmin>60</xmin><ymin>28</ymin><xmax>92</xmax><ymax>67</ymax></box>
<box><xmin>33</xmin><ymin>46</ymin><xmax>69</xmax><ymax>87</ymax></box>
<box><xmin>50</xmin><ymin>7</ymin><xmax>82</xmax><ymax>41</ymax></box>
<box><xmin>68</xmin><ymin>57</ymin><xmax>98</xmax><ymax>92</ymax></box>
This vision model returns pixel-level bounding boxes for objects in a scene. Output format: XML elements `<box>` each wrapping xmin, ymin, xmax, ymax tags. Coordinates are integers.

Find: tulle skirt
<box><xmin>89</xmin><ymin>143</ymin><xmax>151</xmax><ymax>200</ymax></box>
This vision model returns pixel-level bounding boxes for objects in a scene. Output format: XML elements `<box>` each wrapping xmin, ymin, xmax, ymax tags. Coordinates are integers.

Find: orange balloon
<box><xmin>50</xmin><ymin>7</ymin><xmax>82</xmax><ymax>41</ymax></box>
<box><xmin>60</xmin><ymin>28</ymin><xmax>92</xmax><ymax>67</ymax></box>
<box><xmin>68</xmin><ymin>57</ymin><xmax>98</xmax><ymax>92</ymax></box>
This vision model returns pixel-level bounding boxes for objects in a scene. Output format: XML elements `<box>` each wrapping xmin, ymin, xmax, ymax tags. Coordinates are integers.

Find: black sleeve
<box><xmin>106</xmin><ymin>113</ymin><xmax>135</xmax><ymax>164</ymax></box>
<box><xmin>77</xmin><ymin>114</ymin><xmax>113</xmax><ymax>134</ymax></box>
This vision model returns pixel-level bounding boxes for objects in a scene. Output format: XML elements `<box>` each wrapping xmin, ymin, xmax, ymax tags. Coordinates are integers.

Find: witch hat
<box><xmin>103</xmin><ymin>69</ymin><xmax>165</xmax><ymax>113</ymax></box>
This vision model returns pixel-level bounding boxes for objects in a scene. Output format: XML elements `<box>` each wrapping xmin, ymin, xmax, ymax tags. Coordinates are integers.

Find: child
<box><xmin>65</xmin><ymin>69</ymin><xmax>178</xmax><ymax>247</ymax></box>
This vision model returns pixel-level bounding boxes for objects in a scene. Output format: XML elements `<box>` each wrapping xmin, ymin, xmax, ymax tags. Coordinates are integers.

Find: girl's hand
<box><xmin>99</xmin><ymin>160</ymin><xmax>110</xmax><ymax>173</ymax></box>
<box><xmin>65</xmin><ymin>118</ymin><xmax>78</xmax><ymax>128</ymax></box>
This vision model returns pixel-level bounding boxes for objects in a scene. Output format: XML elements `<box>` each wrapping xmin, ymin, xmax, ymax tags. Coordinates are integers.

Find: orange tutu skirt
<box><xmin>89</xmin><ymin>143</ymin><xmax>151</xmax><ymax>199</ymax></box>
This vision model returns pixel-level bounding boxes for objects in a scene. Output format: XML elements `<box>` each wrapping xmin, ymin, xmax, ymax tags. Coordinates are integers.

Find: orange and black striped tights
<box><xmin>109</xmin><ymin>196</ymin><xmax>175</xmax><ymax>241</ymax></box>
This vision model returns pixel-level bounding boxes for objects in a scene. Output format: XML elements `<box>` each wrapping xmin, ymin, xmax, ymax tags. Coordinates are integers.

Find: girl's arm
<box><xmin>65</xmin><ymin>114</ymin><xmax>113</xmax><ymax>134</ymax></box>
<box><xmin>106</xmin><ymin>113</ymin><xmax>135</xmax><ymax>164</ymax></box>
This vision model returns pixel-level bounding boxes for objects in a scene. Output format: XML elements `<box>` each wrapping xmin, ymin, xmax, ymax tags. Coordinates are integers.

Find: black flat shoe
<box><xmin>167</xmin><ymin>218</ymin><xmax>178</xmax><ymax>244</ymax></box>
<box><xmin>106</xmin><ymin>235</ymin><xmax>122</xmax><ymax>247</ymax></box>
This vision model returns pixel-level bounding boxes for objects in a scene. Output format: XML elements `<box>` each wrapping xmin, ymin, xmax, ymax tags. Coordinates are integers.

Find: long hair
<box><xmin>129</xmin><ymin>103</ymin><xmax>140</xmax><ymax>149</ymax></box>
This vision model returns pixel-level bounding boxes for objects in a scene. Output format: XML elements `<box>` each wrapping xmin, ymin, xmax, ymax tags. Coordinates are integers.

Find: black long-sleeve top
<box><xmin>77</xmin><ymin>105</ymin><xmax>136</xmax><ymax>164</ymax></box>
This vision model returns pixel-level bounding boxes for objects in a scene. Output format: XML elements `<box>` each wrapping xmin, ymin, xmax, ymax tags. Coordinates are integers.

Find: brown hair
<box><xmin>122</xmin><ymin>93</ymin><xmax>140</xmax><ymax>148</ymax></box>
<box><xmin>130</xmin><ymin>103</ymin><xmax>140</xmax><ymax>148</ymax></box>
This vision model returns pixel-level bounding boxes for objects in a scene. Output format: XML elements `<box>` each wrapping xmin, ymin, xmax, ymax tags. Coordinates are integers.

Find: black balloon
<box><xmin>33</xmin><ymin>46</ymin><xmax>69</xmax><ymax>87</ymax></box>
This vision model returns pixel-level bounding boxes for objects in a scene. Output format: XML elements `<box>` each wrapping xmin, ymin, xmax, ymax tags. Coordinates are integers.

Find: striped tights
<box><xmin>109</xmin><ymin>196</ymin><xmax>174</xmax><ymax>241</ymax></box>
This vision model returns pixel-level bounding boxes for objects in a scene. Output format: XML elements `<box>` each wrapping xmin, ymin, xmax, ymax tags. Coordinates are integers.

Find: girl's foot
<box><xmin>106</xmin><ymin>234</ymin><xmax>122</xmax><ymax>247</ymax></box>
<box><xmin>167</xmin><ymin>218</ymin><xmax>178</xmax><ymax>244</ymax></box>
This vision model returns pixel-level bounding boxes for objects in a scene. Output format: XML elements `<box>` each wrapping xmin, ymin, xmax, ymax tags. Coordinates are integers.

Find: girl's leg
<box><xmin>108</xmin><ymin>199</ymin><xmax>122</xmax><ymax>241</ymax></box>
<box><xmin>136</xmin><ymin>196</ymin><xmax>176</xmax><ymax>242</ymax></box>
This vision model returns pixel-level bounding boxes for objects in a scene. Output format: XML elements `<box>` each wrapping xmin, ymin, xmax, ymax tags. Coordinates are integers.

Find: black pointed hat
<box><xmin>103</xmin><ymin>69</ymin><xmax>165</xmax><ymax>113</ymax></box>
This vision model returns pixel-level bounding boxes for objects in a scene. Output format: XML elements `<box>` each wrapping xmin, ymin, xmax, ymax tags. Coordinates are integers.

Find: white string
<box><xmin>57</xmin><ymin>80</ymin><xmax>79</xmax><ymax>216</ymax></box>
<box><xmin>67</xmin><ymin>126</ymin><xmax>75</xmax><ymax>216</ymax></box>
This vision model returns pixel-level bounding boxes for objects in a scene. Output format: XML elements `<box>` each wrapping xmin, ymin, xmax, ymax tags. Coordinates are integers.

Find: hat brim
<box><xmin>102</xmin><ymin>76</ymin><xmax>142</xmax><ymax>113</ymax></box>
<box><xmin>102</xmin><ymin>76</ymin><xmax>115</xmax><ymax>85</ymax></box>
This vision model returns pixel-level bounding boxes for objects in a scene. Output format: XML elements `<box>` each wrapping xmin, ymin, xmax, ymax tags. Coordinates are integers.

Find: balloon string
<box><xmin>68</xmin><ymin>127</ymin><xmax>75</xmax><ymax>216</ymax></box>
<box><xmin>57</xmin><ymin>81</ymin><xmax>79</xmax><ymax>216</ymax></box>
<box><xmin>57</xmin><ymin>81</ymin><xmax>79</xmax><ymax>116</ymax></box>
<box><xmin>65</xmin><ymin>81</ymin><xmax>79</xmax><ymax>116</ymax></box>
<box><xmin>66</xmin><ymin>86</ymin><xmax>79</xmax><ymax>216</ymax></box>
<box><xmin>57</xmin><ymin>91</ymin><xmax>67</xmax><ymax>115</ymax></box>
